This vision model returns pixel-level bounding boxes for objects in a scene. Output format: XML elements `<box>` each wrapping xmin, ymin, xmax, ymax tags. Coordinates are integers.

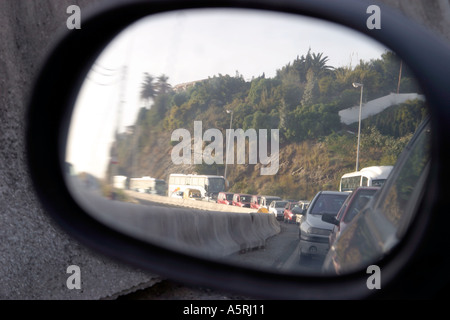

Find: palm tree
<box><xmin>310</xmin><ymin>52</ymin><xmax>333</xmax><ymax>76</ymax></box>
<box><xmin>140</xmin><ymin>72</ymin><xmax>156</xmax><ymax>108</ymax></box>
<box><xmin>156</xmin><ymin>74</ymin><xmax>172</xmax><ymax>95</ymax></box>
<box><xmin>294</xmin><ymin>49</ymin><xmax>333</xmax><ymax>81</ymax></box>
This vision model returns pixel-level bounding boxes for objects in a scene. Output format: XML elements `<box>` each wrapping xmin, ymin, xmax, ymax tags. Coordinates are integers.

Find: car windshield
<box><xmin>276</xmin><ymin>201</ymin><xmax>288</xmax><ymax>208</ymax></box>
<box><xmin>310</xmin><ymin>194</ymin><xmax>348</xmax><ymax>215</ymax></box>
<box><xmin>226</xmin><ymin>194</ymin><xmax>233</xmax><ymax>200</ymax></box>
<box><xmin>240</xmin><ymin>195</ymin><xmax>251</xmax><ymax>202</ymax></box>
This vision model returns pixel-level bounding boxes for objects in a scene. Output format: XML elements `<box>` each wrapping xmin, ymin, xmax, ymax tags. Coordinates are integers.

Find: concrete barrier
<box><xmin>127</xmin><ymin>191</ymin><xmax>256</xmax><ymax>213</ymax></box>
<box><xmin>69</xmin><ymin>187</ymin><xmax>281</xmax><ymax>259</ymax></box>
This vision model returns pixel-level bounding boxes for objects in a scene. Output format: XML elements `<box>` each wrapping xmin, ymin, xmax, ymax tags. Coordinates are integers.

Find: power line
<box><xmin>86</xmin><ymin>63</ymin><xmax>122</xmax><ymax>86</ymax></box>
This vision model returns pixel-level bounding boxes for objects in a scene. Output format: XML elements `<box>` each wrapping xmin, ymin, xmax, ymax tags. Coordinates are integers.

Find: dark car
<box><xmin>323</xmin><ymin>117</ymin><xmax>431</xmax><ymax>275</ymax></box>
<box><xmin>322</xmin><ymin>187</ymin><xmax>380</xmax><ymax>246</ymax></box>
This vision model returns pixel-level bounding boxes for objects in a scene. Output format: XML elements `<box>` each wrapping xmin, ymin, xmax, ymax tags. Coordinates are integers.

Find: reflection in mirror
<box><xmin>65</xmin><ymin>8</ymin><xmax>428</xmax><ymax>276</ymax></box>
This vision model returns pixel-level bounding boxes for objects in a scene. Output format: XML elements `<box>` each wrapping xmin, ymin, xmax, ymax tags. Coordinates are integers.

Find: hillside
<box><xmin>108</xmin><ymin>50</ymin><xmax>427</xmax><ymax>200</ymax></box>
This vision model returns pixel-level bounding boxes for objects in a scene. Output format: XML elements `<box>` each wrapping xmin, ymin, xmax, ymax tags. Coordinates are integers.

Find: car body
<box><xmin>284</xmin><ymin>201</ymin><xmax>302</xmax><ymax>223</ymax></box>
<box><xmin>217</xmin><ymin>192</ymin><xmax>234</xmax><ymax>205</ymax></box>
<box><xmin>259</xmin><ymin>196</ymin><xmax>281</xmax><ymax>210</ymax></box>
<box><xmin>324</xmin><ymin>187</ymin><xmax>380</xmax><ymax>247</ymax></box>
<box><xmin>269</xmin><ymin>200</ymin><xmax>289</xmax><ymax>220</ymax></box>
<box><xmin>295</xmin><ymin>201</ymin><xmax>310</xmax><ymax>224</ymax></box>
<box><xmin>323</xmin><ymin>117</ymin><xmax>431</xmax><ymax>275</ymax></box>
<box><xmin>232</xmin><ymin>193</ymin><xmax>252</xmax><ymax>207</ymax></box>
<box><xmin>298</xmin><ymin>191</ymin><xmax>349</xmax><ymax>260</ymax></box>
<box><xmin>250</xmin><ymin>195</ymin><xmax>261</xmax><ymax>209</ymax></box>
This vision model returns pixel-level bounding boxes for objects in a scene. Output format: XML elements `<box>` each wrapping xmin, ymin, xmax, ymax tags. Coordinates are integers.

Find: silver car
<box><xmin>298</xmin><ymin>191</ymin><xmax>349</xmax><ymax>261</ymax></box>
<box><xmin>268</xmin><ymin>200</ymin><xmax>288</xmax><ymax>220</ymax></box>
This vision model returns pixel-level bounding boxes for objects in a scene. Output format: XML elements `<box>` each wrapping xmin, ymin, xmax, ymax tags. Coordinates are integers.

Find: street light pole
<box><xmin>224</xmin><ymin>110</ymin><xmax>233</xmax><ymax>185</ymax></box>
<box><xmin>353</xmin><ymin>82</ymin><xmax>364</xmax><ymax>172</ymax></box>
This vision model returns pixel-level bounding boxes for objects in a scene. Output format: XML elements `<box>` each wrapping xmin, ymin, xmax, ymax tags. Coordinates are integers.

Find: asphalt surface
<box><xmin>227</xmin><ymin>221</ymin><xmax>325</xmax><ymax>275</ymax></box>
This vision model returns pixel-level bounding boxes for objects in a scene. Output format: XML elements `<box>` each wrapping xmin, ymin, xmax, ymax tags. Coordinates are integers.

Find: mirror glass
<box><xmin>65</xmin><ymin>8</ymin><xmax>428</xmax><ymax>275</ymax></box>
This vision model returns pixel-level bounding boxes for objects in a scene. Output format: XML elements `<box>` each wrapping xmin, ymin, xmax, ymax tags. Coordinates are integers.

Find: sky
<box><xmin>66</xmin><ymin>8</ymin><xmax>389</xmax><ymax>179</ymax></box>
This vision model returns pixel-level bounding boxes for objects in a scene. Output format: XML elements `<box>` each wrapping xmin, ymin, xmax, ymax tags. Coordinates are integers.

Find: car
<box><xmin>217</xmin><ymin>192</ymin><xmax>234</xmax><ymax>205</ymax></box>
<box><xmin>323</xmin><ymin>117</ymin><xmax>431</xmax><ymax>276</ymax></box>
<box><xmin>284</xmin><ymin>201</ymin><xmax>302</xmax><ymax>223</ymax></box>
<box><xmin>232</xmin><ymin>193</ymin><xmax>252</xmax><ymax>208</ymax></box>
<box><xmin>298</xmin><ymin>191</ymin><xmax>349</xmax><ymax>261</ymax></box>
<box><xmin>268</xmin><ymin>200</ymin><xmax>289</xmax><ymax>220</ymax></box>
<box><xmin>295</xmin><ymin>201</ymin><xmax>310</xmax><ymax>224</ymax></box>
<box><xmin>250</xmin><ymin>195</ymin><xmax>262</xmax><ymax>209</ymax></box>
<box><xmin>322</xmin><ymin>187</ymin><xmax>380</xmax><ymax>247</ymax></box>
<box><xmin>259</xmin><ymin>196</ymin><xmax>281</xmax><ymax>210</ymax></box>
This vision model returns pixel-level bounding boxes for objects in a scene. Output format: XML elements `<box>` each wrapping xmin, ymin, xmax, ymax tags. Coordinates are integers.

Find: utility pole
<box><xmin>352</xmin><ymin>82</ymin><xmax>364</xmax><ymax>172</ymax></box>
<box><xmin>397</xmin><ymin>60</ymin><xmax>403</xmax><ymax>94</ymax></box>
<box><xmin>111</xmin><ymin>65</ymin><xmax>127</xmax><ymax>186</ymax></box>
<box><xmin>224</xmin><ymin>110</ymin><xmax>233</xmax><ymax>187</ymax></box>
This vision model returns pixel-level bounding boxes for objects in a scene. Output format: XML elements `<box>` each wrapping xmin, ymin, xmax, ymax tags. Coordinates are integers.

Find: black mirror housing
<box><xmin>26</xmin><ymin>0</ymin><xmax>450</xmax><ymax>299</ymax></box>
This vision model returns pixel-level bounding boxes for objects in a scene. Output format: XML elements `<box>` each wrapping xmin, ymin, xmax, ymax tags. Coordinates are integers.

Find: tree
<box><xmin>140</xmin><ymin>72</ymin><xmax>156</xmax><ymax>108</ymax></box>
<box><xmin>309</xmin><ymin>51</ymin><xmax>333</xmax><ymax>76</ymax></box>
<box><xmin>156</xmin><ymin>74</ymin><xmax>172</xmax><ymax>95</ymax></box>
<box><xmin>301</xmin><ymin>69</ymin><xmax>320</xmax><ymax>107</ymax></box>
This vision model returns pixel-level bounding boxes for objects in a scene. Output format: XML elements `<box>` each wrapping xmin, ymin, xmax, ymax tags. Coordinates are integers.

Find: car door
<box><xmin>324</xmin><ymin>118</ymin><xmax>431</xmax><ymax>275</ymax></box>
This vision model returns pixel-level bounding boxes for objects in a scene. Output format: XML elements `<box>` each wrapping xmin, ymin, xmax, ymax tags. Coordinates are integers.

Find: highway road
<box><xmin>227</xmin><ymin>222</ymin><xmax>325</xmax><ymax>274</ymax></box>
<box><xmin>134</xmin><ymin>196</ymin><xmax>324</xmax><ymax>274</ymax></box>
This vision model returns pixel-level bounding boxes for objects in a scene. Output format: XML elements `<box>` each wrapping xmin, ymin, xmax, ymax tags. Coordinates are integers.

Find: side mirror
<box><xmin>25</xmin><ymin>0</ymin><xmax>450</xmax><ymax>300</ymax></box>
<box><xmin>321</xmin><ymin>214</ymin><xmax>340</xmax><ymax>226</ymax></box>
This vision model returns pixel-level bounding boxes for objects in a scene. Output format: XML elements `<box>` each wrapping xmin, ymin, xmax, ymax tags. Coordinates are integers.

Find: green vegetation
<box><xmin>109</xmin><ymin>50</ymin><xmax>427</xmax><ymax>200</ymax></box>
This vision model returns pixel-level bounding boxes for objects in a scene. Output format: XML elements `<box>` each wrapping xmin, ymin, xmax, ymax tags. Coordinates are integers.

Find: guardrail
<box><xmin>126</xmin><ymin>191</ymin><xmax>256</xmax><ymax>213</ymax></box>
